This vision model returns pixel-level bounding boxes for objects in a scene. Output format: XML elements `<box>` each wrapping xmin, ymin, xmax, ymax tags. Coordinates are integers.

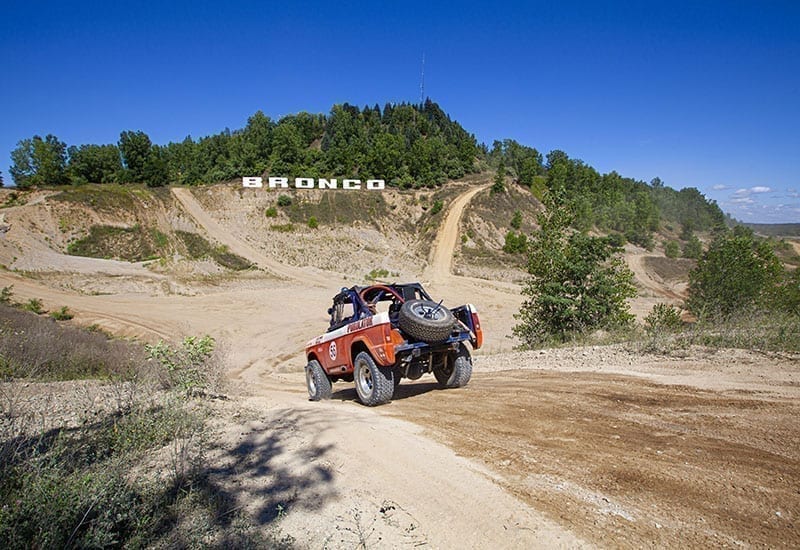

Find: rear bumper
<box><xmin>394</xmin><ymin>332</ymin><xmax>472</xmax><ymax>356</ymax></box>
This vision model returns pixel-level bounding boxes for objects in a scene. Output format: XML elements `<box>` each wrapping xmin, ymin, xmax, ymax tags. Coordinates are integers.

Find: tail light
<box><xmin>471</xmin><ymin>313</ymin><xmax>483</xmax><ymax>349</ymax></box>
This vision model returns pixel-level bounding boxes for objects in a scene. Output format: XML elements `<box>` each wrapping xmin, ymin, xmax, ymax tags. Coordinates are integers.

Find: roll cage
<box><xmin>326</xmin><ymin>283</ymin><xmax>434</xmax><ymax>332</ymax></box>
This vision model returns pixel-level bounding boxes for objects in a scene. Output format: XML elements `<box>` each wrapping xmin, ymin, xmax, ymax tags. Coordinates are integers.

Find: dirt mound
<box><xmin>643</xmin><ymin>256</ymin><xmax>696</xmax><ymax>282</ymax></box>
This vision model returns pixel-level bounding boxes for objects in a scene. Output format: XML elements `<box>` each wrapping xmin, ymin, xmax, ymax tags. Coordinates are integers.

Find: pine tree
<box><xmin>492</xmin><ymin>160</ymin><xmax>506</xmax><ymax>194</ymax></box>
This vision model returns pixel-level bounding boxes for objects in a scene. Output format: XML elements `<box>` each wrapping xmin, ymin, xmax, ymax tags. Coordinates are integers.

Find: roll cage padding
<box><xmin>359</xmin><ymin>285</ymin><xmax>405</xmax><ymax>305</ymax></box>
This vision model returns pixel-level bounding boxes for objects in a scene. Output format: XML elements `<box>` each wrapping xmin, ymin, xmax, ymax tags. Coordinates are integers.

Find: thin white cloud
<box><xmin>732</xmin><ymin>186</ymin><xmax>772</xmax><ymax>197</ymax></box>
<box><xmin>730</xmin><ymin>197</ymin><xmax>754</xmax><ymax>204</ymax></box>
<box><xmin>712</xmin><ymin>184</ymin><xmax>728</xmax><ymax>190</ymax></box>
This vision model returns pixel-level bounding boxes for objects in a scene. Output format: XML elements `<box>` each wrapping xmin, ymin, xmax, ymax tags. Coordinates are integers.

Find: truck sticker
<box><xmin>347</xmin><ymin>317</ymin><xmax>374</xmax><ymax>333</ymax></box>
<box><xmin>329</xmin><ymin>341</ymin><xmax>337</xmax><ymax>361</ymax></box>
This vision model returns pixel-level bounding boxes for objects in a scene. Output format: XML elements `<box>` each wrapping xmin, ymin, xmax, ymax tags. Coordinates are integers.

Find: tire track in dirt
<box><xmin>424</xmin><ymin>184</ymin><xmax>490</xmax><ymax>284</ymax></box>
<box><xmin>171</xmin><ymin>187</ymin><xmax>330</xmax><ymax>286</ymax></box>
<box><xmin>0</xmin><ymin>272</ymin><xmax>175</xmax><ymax>340</ymax></box>
<box><xmin>625</xmin><ymin>252</ymin><xmax>686</xmax><ymax>302</ymax></box>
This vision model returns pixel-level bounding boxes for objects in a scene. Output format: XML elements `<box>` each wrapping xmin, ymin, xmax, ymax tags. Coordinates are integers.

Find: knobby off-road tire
<box><xmin>433</xmin><ymin>344</ymin><xmax>472</xmax><ymax>388</ymax></box>
<box><xmin>354</xmin><ymin>351</ymin><xmax>394</xmax><ymax>406</ymax></box>
<box><xmin>306</xmin><ymin>360</ymin><xmax>332</xmax><ymax>401</ymax></box>
<box><xmin>398</xmin><ymin>299</ymin><xmax>456</xmax><ymax>343</ymax></box>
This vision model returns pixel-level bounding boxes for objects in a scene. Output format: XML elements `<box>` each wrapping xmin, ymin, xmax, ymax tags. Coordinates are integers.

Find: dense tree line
<box><xmin>7</xmin><ymin>99</ymin><xmax>726</xmax><ymax>247</ymax></box>
<box><xmin>8</xmin><ymin>99</ymin><xmax>479</xmax><ymax>190</ymax></box>
<box><xmin>490</xmin><ymin>141</ymin><xmax>725</xmax><ymax>249</ymax></box>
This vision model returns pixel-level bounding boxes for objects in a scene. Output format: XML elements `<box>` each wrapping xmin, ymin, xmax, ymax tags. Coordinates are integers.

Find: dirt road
<box><xmin>424</xmin><ymin>185</ymin><xmax>489</xmax><ymax>284</ymax></box>
<box><xmin>385</xmin><ymin>368</ymin><xmax>800</xmax><ymax>548</ymax></box>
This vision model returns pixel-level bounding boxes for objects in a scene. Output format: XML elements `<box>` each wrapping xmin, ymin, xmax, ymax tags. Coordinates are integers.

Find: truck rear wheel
<box><xmin>306</xmin><ymin>359</ymin><xmax>332</xmax><ymax>401</ymax></box>
<box><xmin>433</xmin><ymin>344</ymin><xmax>472</xmax><ymax>388</ymax></box>
<box><xmin>354</xmin><ymin>351</ymin><xmax>394</xmax><ymax>406</ymax></box>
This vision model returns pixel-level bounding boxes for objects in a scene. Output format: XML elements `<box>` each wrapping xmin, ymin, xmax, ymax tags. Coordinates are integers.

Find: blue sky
<box><xmin>1</xmin><ymin>1</ymin><xmax>798</xmax><ymax>223</ymax></box>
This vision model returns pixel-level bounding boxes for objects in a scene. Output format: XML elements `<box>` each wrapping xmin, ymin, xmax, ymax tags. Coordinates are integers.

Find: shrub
<box><xmin>606</xmin><ymin>233</ymin><xmax>626</xmax><ymax>248</ymax></box>
<box><xmin>430</xmin><ymin>200</ymin><xmax>443</xmax><ymax>215</ymax></box>
<box><xmin>67</xmin><ymin>224</ymin><xmax>157</xmax><ymax>262</ymax></box>
<box><xmin>366</xmin><ymin>268</ymin><xmax>390</xmax><ymax>281</ymax></box>
<box><xmin>644</xmin><ymin>303</ymin><xmax>683</xmax><ymax>335</ymax></box>
<box><xmin>21</xmin><ymin>298</ymin><xmax>44</xmax><ymax>314</ymax></box>
<box><xmin>0</xmin><ymin>304</ymin><xmax>143</xmax><ymax>379</ymax></box>
<box><xmin>211</xmin><ymin>246</ymin><xmax>253</xmax><ymax>271</ymax></box>
<box><xmin>775</xmin><ymin>267</ymin><xmax>800</xmax><ymax>315</ymax></box>
<box><xmin>49</xmin><ymin>306</ymin><xmax>73</xmax><ymax>321</ymax></box>
<box><xmin>625</xmin><ymin>229</ymin><xmax>654</xmax><ymax>251</ymax></box>
<box><xmin>307</xmin><ymin>216</ymin><xmax>319</xmax><ymax>229</ymax></box>
<box><xmin>687</xmin><ymin>228</ymin><xmax>783</xmax><ymax>318</ymax></box>
<box><xmin>503</xmin><ymin>231</ymin><xmax>528</xmax><ymax>254</ymax></box>
<box><xmin>150</xmin><ymin>228</ymin><xmax>169</xmax><ymax>248</ymax></box>
<box><xmin>175</xmin><ymin>231</ymin><xmax>252</xmax><ymax>270</ymax></box>
<box><xmin>664</xmin><ymin>240</ymin><xmax>680</xmax><ymax>259</ymax></box>
<box><xmin>270</xmin><ymin>223</ymin><xmax>295</xmax><ymax>233</ymax></box>
<box><xmin>513</xmin><ymin>193</ymin><xmax>636</xmax><ymax>347</ymax></box>
<box><xmin>683</xmin><ymin>235</ymin><xmax>703</xmax><ymax>259</ymax></box>
<box><xmin>510</xmin><ymin>210</ymin><xmax>522</xmax><ymax>230</ymax></box>
<box><xmin>145</xmin><ymin>335</ymin><xmax>218</xmax><ymax>395</ymax></box>
<box><xmin>265</xmin><ymin>206</ymin><xmax>278</xmax><ymax>218</ymax></box>
<box><xmin>0</xmin><ymin>285</ymin><xmax>12</xmax><ymax>304</ymax></box>
<box><xmin>277</xmin><ymin>194</ymin><xmax>292</xmax><ymax>207</ymax></box>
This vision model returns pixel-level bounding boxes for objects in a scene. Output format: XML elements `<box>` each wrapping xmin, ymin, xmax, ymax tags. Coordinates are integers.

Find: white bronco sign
<box><xmin>242</xmin><ymin>177</ymin><xmax>385</xmax><ymax>190</ymax></box>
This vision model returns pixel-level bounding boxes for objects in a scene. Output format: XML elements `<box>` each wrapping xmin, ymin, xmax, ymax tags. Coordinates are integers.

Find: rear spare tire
<box><xmin>354</xmin><ymin>351</ymin><xmax>394</xmax><ymax>406</ymax></box>
<box><xmin>306</xmin><ymin>359</ymin><xmax>332</xmax><ymax>401</ymax></box>
<box><xmin>398</xmin><ymin>299</ymin><xmax>455</xmax><ymax>343</ymax></box>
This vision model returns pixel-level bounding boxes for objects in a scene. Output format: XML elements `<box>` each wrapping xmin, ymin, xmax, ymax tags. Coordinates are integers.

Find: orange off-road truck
<box><xmin>304</xmin><ymin>283</ymin><xmax>483</xmax><ymax>406</ymax></box>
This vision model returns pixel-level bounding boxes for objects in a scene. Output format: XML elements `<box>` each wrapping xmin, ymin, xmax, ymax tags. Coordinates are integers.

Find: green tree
<box><xmin>67</xmin><ymin>144</ymin><xmax>122</xmax><ymax>184</ymax></box>
<box><xmin>142</xmin><ymin>145</ymin><xmax>169</xmax><ymax>187</ymax></box>
<box><xmin>776</xmin><ymin>267</ymin><xmax>800</xmax><ymax>316</ymax></box>
<box><xmin>10</xmin><ymin>135</ymin><xmax>69</xmax><ymax>187</ymax></box>
<box><xmin>510</xmin><ymin>209</ymin><xmax>522</xmax><ymax>230</ymax></box>
<box><xmin>687</xmin><ymin>227</ymin><xmax>783</xmax><ymax>318</ymax></box>
<box><xmin>269</xmin><ymin>120</ymin><xmax>305</xmax><ymax>174</ymax></box>
<box><xmin>503</xmin><ymin>231</ymin><xmax>528</xmax><ymax>254</ymax></box>
<box><xmin>492</xmin><ymin>160</ymin><xmax>506</xmax><ymax>194</ymax></box>
<box><xmin>664</xmin><ymin>240</ymin><xmax>680</xmax><ymax>259</ymax></box>
<box><xmin>683</xmin><ymin>235</ymin><xmax>703</xmax><ymax>259</ymax></box>
<box><xmin>118</xmin><ymin>130</ymin><xmax>152</xmax><ymax>182</ymax></box>
<box><xmin>513</xmin><ymin>192</ymin><xmax>636</xmax><ymax>346</ymax></box>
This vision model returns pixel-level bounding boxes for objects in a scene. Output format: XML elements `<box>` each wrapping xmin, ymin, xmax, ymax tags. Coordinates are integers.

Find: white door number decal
<box><xmin>329</xmin><ymin>342</ymin><xmax>337</xmax><ymax>361</ymax></box>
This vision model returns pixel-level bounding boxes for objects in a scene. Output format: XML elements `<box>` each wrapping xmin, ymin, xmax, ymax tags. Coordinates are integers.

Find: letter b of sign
<box><xmin>242</xmin><ymin>177</ymin><xmax>263</xmax><ymax>188</ymax></box>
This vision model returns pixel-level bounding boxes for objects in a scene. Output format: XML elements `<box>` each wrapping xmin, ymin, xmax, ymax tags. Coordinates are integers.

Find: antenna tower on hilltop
<box><xmin>419</xmin><ymin>52</ymin><xmax>426</xmax><ymax>105</ymax></box>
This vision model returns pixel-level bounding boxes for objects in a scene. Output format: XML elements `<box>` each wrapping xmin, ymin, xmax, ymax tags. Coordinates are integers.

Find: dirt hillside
<box><xmin>1</xmin><ymin>183</ymin><xmax>797</xmax><ymax>547</ymax></box>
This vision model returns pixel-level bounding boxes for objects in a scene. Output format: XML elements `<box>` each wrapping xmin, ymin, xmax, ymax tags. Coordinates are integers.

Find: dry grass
<box><xmin>0</xmin><ymin>305</ymin><xmax>287</xmax><ymax>548</ymax></box>
<box><xmin>0</xmin><ymin>304</ymin><xmax>145</xmax><ymax>380</ymax></box>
